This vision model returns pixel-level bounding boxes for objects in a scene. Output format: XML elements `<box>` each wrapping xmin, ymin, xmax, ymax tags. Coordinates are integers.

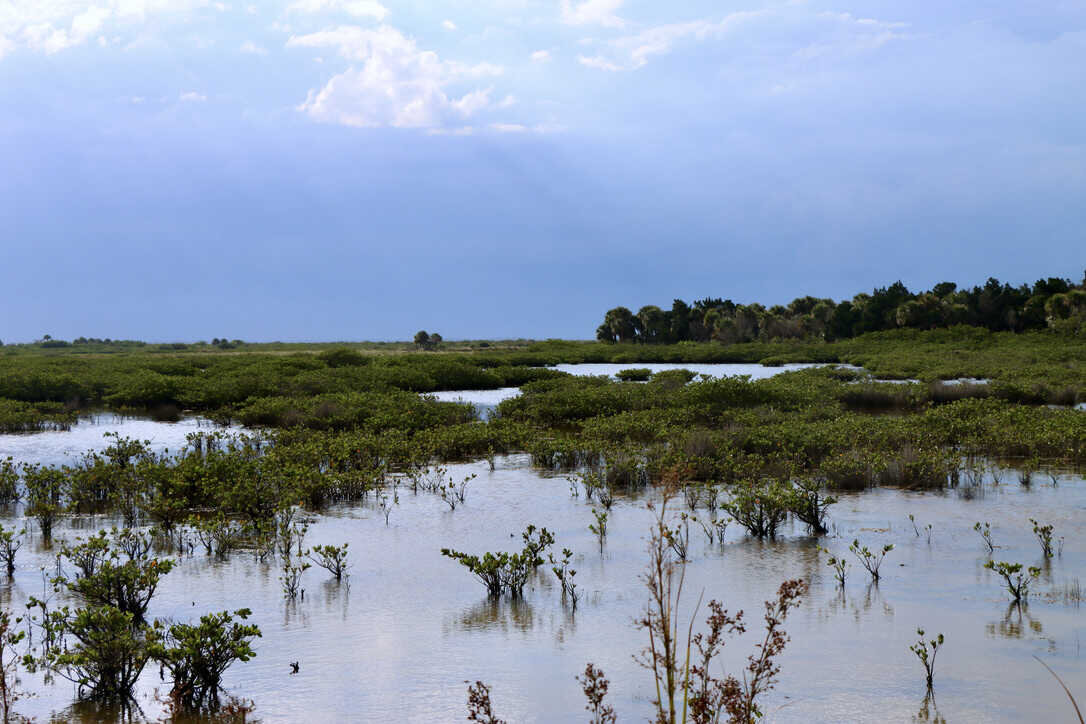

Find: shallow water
<box><xmin>430</xmin><ymin>362</ymin><xmax>831</xmax><ymax>418</ymax></box>
<box><xmin>0</xmin><ymin>413</ymin><xmax>237</xmax><ymax>467</ymax></box>
<box><xmin>3</xmin><ymin>430</ymin><xmax>1084</xmax><ymax>722</ymax></box>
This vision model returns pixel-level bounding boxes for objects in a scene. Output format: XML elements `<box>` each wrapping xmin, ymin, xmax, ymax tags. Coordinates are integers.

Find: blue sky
<box><xmin>2</xmin><ymin>0</ymin><xmax>1084</xmax><ymax>342</ymax></box>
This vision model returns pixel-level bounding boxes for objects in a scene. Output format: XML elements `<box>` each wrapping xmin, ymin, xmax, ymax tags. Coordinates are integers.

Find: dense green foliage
<box><xmin>597</xmin><ymin>272</ymin><xmax>1086</xmax><ymax>343</ymax></box>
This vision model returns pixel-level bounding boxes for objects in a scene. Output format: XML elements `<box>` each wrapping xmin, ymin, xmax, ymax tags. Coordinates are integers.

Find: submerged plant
<box><xmin>849</xmin><ymin>540</ymin><xmax>893</xmax><ymax>583</ymax></box>
<box><xmin>909</xmin><ymin>628</ymin><xmax>944</xmax><ymax>690</ymax></box>
<box><xmin>985</xmin><ymin>560</ymin><xmax>1040</xmax><ymax>603</ymax></box>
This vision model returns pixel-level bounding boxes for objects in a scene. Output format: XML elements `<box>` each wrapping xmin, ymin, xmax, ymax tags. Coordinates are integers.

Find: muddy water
<box><xmin>3</xmin><ymin>436</ymin><xmax>1084</xmax><ymax>722</ymax></box>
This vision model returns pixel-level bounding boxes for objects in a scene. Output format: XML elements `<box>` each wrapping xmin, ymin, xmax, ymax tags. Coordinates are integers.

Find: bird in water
<box><xmin>290</xmin><ymin>661</ymin><xmax>300</xmax><ymax>675</ymax></box>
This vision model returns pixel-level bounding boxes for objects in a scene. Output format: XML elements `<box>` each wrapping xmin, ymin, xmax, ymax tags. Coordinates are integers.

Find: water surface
<box><xmin>3</xmin><ymin>425</ymin><xmax>1083</xmax><ymax>723</ymax></box>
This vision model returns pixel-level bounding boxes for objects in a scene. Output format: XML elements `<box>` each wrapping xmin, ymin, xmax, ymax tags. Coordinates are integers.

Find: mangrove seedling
<box><xmin>909</xmin><ymin>628</ymin><xmax>944</xmax><ymax>690</ymax></box>
<box><xmin>985</xmin><ymin>560</ymin><xmax>1041</xmax><ymax>603</ymax></box>
<box><xmin>850</xmin><ymin>540</ymin><xmax>894</xmax><ymax>582</ymax></box>
<box><xmin>1030</xmin><ymin>518</ymin><xmax>1055</xmax><ymax>558</ymax></box>
<box><xmin>307</xmin><ymin>543</ymin><xmax>350</xmax><ymax>582</ymax></box>
<box><xmin>908</xmin><ymin>514</ymin><xmax>920</xmax><ymax>537</ymax></box>
<box><xmin>589</xmin><ymin>509</ymin><xmax>608</xmax><ymax>550</ymax></box>
<box><xmin>787</xmin><ymin>477</ymin><xmax>836</xmax><ymax>534</ymax></box>
<box><xmin>597</xmin><ymin>484</ymin><xmax>615</xmax><ymax>511</ymax></box>
<box><xmin>0</xmin><ymin>525</ymin><xmax>24</xmax><ymax>577</ymax></box>
<box><xmin>820</xmin><ymin>546</ymin><xmax>849</xmax><ymax>587</ymax></box>
<box><xmin>280</xmin><ymin>560</ymin><xmax>310</xmax><ymax>600</ymax></box>
<box><xmin>0</xmin><ymin>609</ymin><xmax>26</xmax><ymax>721</ymax></box>
<box><xmin>683</xmin><ymin>483</ymin><xmax>703</xmax><ymax>511</ymax></box>
<box><xmin>23</xmin><ymin>464</ymin><xmax>66</xmax><ymax>541</ymax></box>
<box><xmin>724</xmin><ymin>479</ymin><xmax>789</xmax><ymax>538</ymax></box>
<box><xmin>377</xmin><ymin>492</ymin><xmax>393</xmax><ymax>525</ymax></box>
<box><xmin>576</xmin><ymin>663</ymin><xmax>616</xmax><ymax>724</ymax></box>
<box><xmin>442</xmin><ymin>526</ymin><xmax>553</xmax><ymax>599</ymax></box>
<box><xmin>694</xmin><ymin>516</ymin><xmax>728</xmax><ymax>546</ymax></box>
<box><xmin>974</xmin><ymin>522</ymin><xmax>994</xmax><ymax>553</ymax></box>
<box><xmin>664</xmin><ymin>514</ymin><xmax>690</xmax><ymax>562</ymax></box>
<box><xmin>549</xmin><ymin>548</ymin><xmax>579</xmax><ymax>610</ymax></box>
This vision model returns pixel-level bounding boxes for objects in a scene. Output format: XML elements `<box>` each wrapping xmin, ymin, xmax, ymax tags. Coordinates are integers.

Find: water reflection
<box><xmin>914</xmin><ymin>691</ymin><xmax>947</xmax><ymax>723</ymax></box>
<box><xmin>449</xmin><ymin>598</ymin><xmax>538</xmax><ymax>634</ymax></box>
<box><xmin>986</xmin><ymin>602</ymin><xmax>1044</xmax><ymax>641</ymax></box>
<box><xmin>823</xmin><ymin>583</ymin><xmax>895</xmax><ymax>622</ymax></box>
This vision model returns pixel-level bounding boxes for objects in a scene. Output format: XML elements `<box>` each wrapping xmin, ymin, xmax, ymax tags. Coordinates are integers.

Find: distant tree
<box><xmin>414</xmin><ymin>331</ymin><xmax>430</xmax><ymax>349</ymax></box>
<box><xmin>931</xmin><ymin>282</ymin><xmax>957</xmax><ymax>298</ymax></box>
<box><xmin>601</xmin><ymin>307</ymin><xmax>637</xmax><ymax>343</ymax></box>
<box><xmin>637</xmin><ymin>306</ymin><xmax>668</xmax><ymax>343</ymax></box>
<box><xmin>429</xmin><ymin>333</ymin><xmax>443</xmax><ymax>348</ymax></box>
<box><xmin>1032</xmin><ymin>277</ymin><xmax>1070</xmax><ymax>297</ymax></box>
<box><xmin>669</xmin><ymin>299</ymin><xmax>690</xmax><ymax>342</ymax></box>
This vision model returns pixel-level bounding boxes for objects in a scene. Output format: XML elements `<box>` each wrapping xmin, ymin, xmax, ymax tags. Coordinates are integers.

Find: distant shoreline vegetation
<box><xmin>596</xmin><ymin>272</ymin><xmax>1086</xmax><ymax>344</ymax></box>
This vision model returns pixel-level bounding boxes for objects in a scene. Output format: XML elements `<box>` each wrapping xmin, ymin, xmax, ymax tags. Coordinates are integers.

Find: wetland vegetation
<box><xmin>0</xmin><ymin>273</ymin><xmax>1083</xmax><ymax>721</ymax></box>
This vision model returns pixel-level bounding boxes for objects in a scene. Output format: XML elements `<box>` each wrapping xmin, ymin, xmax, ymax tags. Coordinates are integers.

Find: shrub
<box><xmin>985</xmin><ymin>560</ymin><xmax>1040</xmax><ymax>603</ymax></box>
<box><xmin>724</xmin><ymin>480</ymin><xmax>790</xmax><ymax>538</ymax></box>
<box><xmin>48</xmin><ymin>605</ymin><xmax>157</xmax><ymax>701</ymax></box>
<box><xmin>153</xmin><ymin>608</ymin><xmax>261</xmax><ymax>711</ymax></box>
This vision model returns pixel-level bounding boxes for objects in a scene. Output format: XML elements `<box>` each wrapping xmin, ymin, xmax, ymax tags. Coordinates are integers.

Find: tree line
<box><xmin>596</xmin><ymin>272</ymin><xmax>1086</xmax><ymax>344</ymax></box>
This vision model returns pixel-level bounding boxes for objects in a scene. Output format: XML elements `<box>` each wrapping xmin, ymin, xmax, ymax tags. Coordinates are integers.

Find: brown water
<box><xmin>3</xmin><ymin>431</ymin><xmax>1085</xmax><ymax>722</ymax></box>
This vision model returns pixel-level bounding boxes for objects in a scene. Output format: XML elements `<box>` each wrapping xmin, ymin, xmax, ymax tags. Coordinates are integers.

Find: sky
<box><xmin>2</xmin><ymin>0</ymin><xmax>1084</xmax><ymax>342</ymax></box>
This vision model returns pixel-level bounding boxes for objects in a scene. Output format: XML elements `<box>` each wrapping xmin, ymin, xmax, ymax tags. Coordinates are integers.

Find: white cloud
<box><xmin>577</xmin><ymin>54</ymin><xmax>621</xmax><ymax>71</ymax></box>
<box><xmin>179</xmin><ymin>90</ymin><xmax>206</xmax><ymax>101</ymax></box>
<box><xmin>579</xmin><ymin>9</ymin><xmax>909</xmax><ymax>71</ymax></box>
<box><xmin>286</xmin><ymin>0</ymin><xmax>388</xmax><ymax>21</ymax></box>
<box><xmin>0</xmin><ymin>1</ymin><xmax>210</xmax><ymax>57</ymax></box>
<box><xmin>491</xmin><ymin>122</ymin><xmax>527</xmax><ymax>133</ymax></box>
<box><xmin>240</xmin><ymin>39</ymin><xmax>267</xmax><ymax>54</ymax></box>
<box><xmin>560</xmin><ymin>0</ymin><xmax>624</xmax><ymax>29</ymax></box>
<box><xmin>442</xmin><ymin>20</ymin><xmax>456</xmax><ymax>31</ymax></box>
<box><xmin>288</xmin><ymin>25</ymin><xmax>507</xmax><ymax>129</ymax></box>
<box><xmin>530</xmin><ymin>49</ymin><xmax>551</xmax><ymax>63</ymax></box>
